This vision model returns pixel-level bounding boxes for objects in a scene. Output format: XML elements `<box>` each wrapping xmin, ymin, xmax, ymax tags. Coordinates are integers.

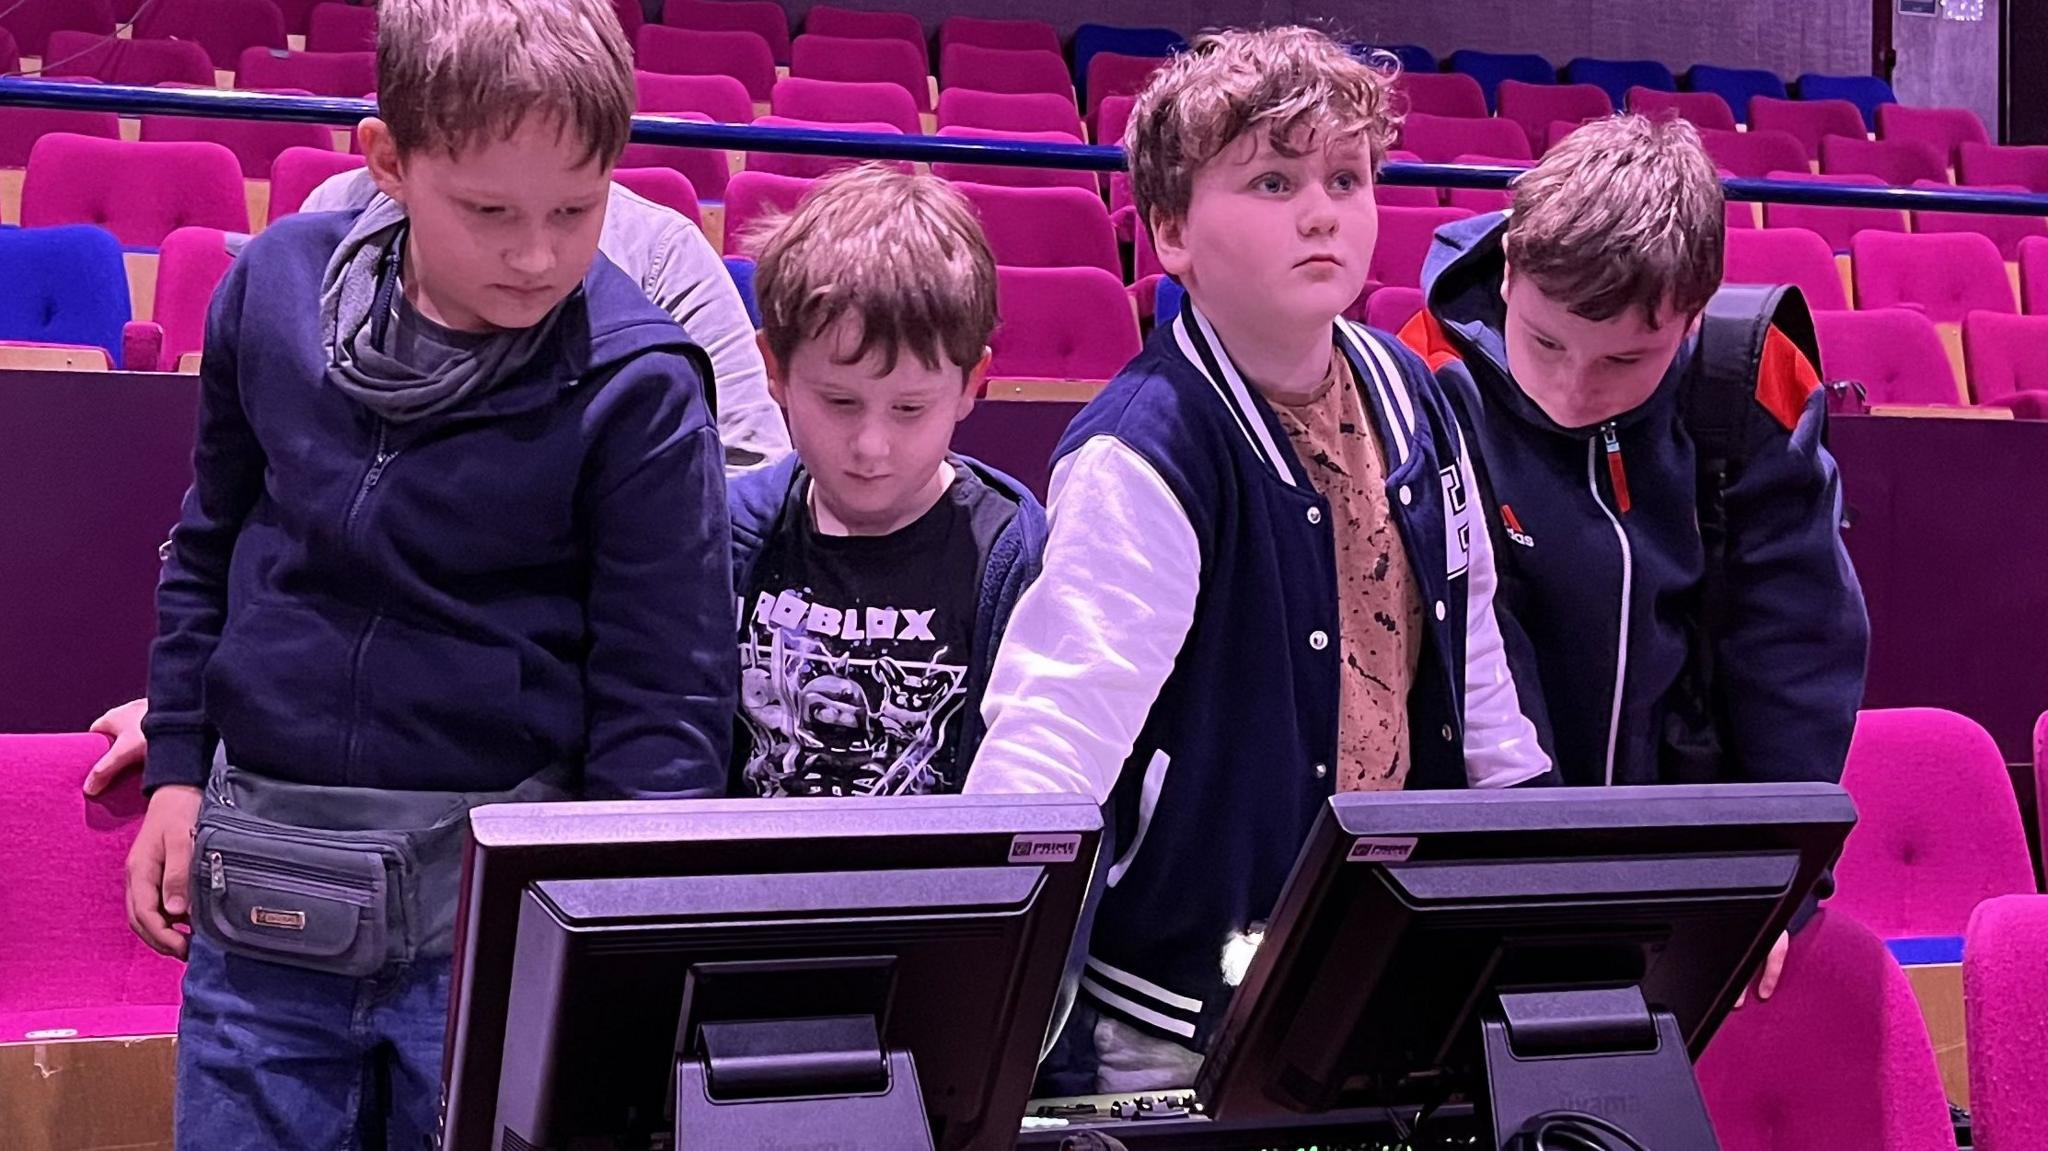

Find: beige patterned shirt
<box><xmin>1270</xmin><ymin>350</ymin><xmax>1425</xmax><ymax>791</ymax></box>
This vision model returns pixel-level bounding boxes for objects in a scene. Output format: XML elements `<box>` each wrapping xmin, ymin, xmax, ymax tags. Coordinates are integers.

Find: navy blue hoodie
<box><xmin>1404</xmin><ymin>212</ymin><xmax>1867</xmax><ymax>789</ymax></box>
<box><xmin>726</xmin><ymin>452</ymin><xmax>1047</xmax><ymax>773</ymax></box>
<box><xmin>143</xmin><ymin>210</ymin><xmax>736</xmax><ymax>799</ymax></box>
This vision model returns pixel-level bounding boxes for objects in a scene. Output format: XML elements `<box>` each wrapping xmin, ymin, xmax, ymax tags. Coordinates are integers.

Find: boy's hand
<box><xmin>126</xmin><ymin>785</ymin><xmax>201</xmax><ymax>961</ymax></box>
<box><xmin>1734</xmin><ymin>931</ymin><xmax>1791</xmax><ymax>1008</ymax></box>
<box><xmin>84</xmin><ymin>698</ymin><xmax>150</xmax><ymax>795</ymax></box>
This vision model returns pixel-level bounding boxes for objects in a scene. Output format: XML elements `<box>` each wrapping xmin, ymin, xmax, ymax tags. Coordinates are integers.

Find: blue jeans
<box><xmin>174</xmin><ymin>932</ymin><xmax>451</xmax><ymax>1151</ymax></box>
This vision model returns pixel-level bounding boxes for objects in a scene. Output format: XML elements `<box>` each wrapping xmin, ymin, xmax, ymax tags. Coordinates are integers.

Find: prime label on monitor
<box><xmin>1347</xmin><ymin>836</ymin><xmax>1419</xmax><ymax>863</ymax></box>
<box><xmin>1008</xmin><ymin>833</ymin><xmax>1083</xmax><ymax>863</ymax></box>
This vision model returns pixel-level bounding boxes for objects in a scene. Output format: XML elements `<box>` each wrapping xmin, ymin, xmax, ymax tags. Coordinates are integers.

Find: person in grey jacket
<box><xmin>302</xmin><ymin>167</ymin><xmax>790</xmax><ymax>473</ymax></box>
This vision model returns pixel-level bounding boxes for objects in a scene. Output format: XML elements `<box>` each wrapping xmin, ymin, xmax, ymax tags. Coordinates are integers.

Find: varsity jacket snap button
<box><xmin>1309</xmin><ymin>630</ymin><xmax>1329</xmax><ymax>651</ymax></box>
<box><xmin>1313</xmin><ymin>762</ymin><xmax>1328</xmax><ymax>779</ymax></box>
<box><xmin>1307</xmin><ymin>507</ymin><xmax>1323</xmax><ymax>525</ymax></box>
<box><xmin>1441</xmin><ymin>724</ymin><xmax>1456</xmax><ymax>742</ymax></box>
<box><xmin>1398</xmin><ymin>485</ymin><xmax>1413</xmax><ymax>506</ymax></box>
<box><xmin>1434</xmin><ymin>600</ymin><xmax>1447</xmax><ymax>621</ymax></box>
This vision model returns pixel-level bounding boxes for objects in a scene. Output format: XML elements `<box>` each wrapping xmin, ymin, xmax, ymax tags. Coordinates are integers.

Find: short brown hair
<box><xmin>1504</xmin><ymin>115</ymin><xmax>1726</xmax><ymax>327</ymax></box>
<box><xmin>377</xmin><ymin>0</ymin><xmax>635</xmax><ymax>167</ymax></box>
<box><xmin>750</xmin><ymin>165</ymin><xmax>998</xmax><ymax>378</ymax></box>
<box><xmin>1124</xmin><ymin>26</ymin><xmax>1400</xmax><ymax>227</ymax></box>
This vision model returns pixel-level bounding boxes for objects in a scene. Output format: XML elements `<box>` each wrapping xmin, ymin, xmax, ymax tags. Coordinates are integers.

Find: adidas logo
<box><xmin>1501</xmin><ymin>504</ymin><xmax>1535</xmax><ymax>548</ymax></box>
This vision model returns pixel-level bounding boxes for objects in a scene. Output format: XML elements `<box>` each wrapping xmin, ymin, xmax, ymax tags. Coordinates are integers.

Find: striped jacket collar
<box><xmin>1170</xmin><ymin>299</ymin><xmax>1421</xmax><ymax>487</ymax></box>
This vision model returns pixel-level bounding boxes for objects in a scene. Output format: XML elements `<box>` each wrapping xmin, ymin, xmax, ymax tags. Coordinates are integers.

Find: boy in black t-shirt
<box><xmin>728</xmin><ymin>165</ymin><xmax>1047</xmax><ymax>796</ymax></box>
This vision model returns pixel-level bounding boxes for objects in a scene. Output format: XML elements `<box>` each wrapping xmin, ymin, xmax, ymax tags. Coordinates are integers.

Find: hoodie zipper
<box><xmin>344</xmin><ymin>423</ymin><xmax>398</xmax><ymax>535</ymax></box>
<box><xmin>342</xmin><ymin>423</ymin><xmax>398</xmax><ymax>780</ymax></box>
<box><xmin>1587</xmin><ymin>427</ymin><xmax>1633</xmax><ymax>786</ymax></box>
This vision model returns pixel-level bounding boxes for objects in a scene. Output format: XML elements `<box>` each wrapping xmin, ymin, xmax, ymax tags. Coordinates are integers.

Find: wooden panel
<box><xmin>0</xmin><ymin>1035</ymin><xmax>177</xmax><ymax>1151</ymax></box>
<box><xmin>1867</xmin><ymin>404</ymin><xmax>2014</xmax><ymax>419</ymax></box>
<box><xmin>124</xmin><ymin>252</ymin><xmax>159</xmax><ymax>325</ymax></box>
<box><xmin>1936</xmin><ymin>322</ymin><xmax>1971</xmax><ymax>404</ymax></box>
<box><xmin>0</xmin><ymin>170</ymin><xmax>23</xmax><ymax>227</ymax></box>
<box><xmin>0</xmin><ymin>346</ymin><xmax>111</xmax><ymax>371</ymax></box>
<box><xmin>244</xmin><ymin>180</ymin><xmax>271</xmax><ymax>234</ymax></box>
<box><xmin>176</xmin><ymin>352</ymin><xmax>203</xmax><ymax>374</ymax></box>
<box><xmin>699</xmin><ymin>204</ymin><xmax>724</xmax><ymax>257</ymax></box>
<box><xmin>1904</xmin><ymin>963</ymin><xmax>1969</xmax><ymax>1108</ymax></box>
<box><xmin>1836</xmin><ymin>254</ymin><xmax>1855</xmax><ymax>308</ymax></box>
<box><xmin>982</xmin><ymin>378</ymin><xmax>1105</xmax><ymax>402</ymax></box>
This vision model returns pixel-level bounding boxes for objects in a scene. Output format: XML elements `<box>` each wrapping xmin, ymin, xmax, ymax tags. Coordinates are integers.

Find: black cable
<box><xmin>1514</xmin><ymin>1109</ymin><xmax>1653</xmax><ymax>1151</ymax></box>
<box><xmin>3</xmin><ymin>0</ymin><xmax>170</xmax><ymax>80</ymax></box>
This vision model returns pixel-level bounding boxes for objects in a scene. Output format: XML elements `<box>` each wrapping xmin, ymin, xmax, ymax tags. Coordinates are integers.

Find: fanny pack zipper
<box><xmin>206</xmin><ymin>850</ymin><xmax>377</xmax><ymax>907</ymax></box>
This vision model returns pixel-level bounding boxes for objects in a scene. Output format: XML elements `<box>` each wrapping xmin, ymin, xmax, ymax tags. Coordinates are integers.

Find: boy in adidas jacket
<box><xmin>966</xmin><ymin>28</ymin><xmax>1551</xmax><ymax>1091</ymax></box>
<box><xmin>1398</xmin><ymin>115</ymin><xmax>1868</xmax><ymax>1001</ymax></box>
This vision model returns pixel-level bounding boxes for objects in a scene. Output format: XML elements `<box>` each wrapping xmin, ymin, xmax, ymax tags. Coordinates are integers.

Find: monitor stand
<box><xmin>1482</xmin><ymin>986</ymin><xmax>1721</xmax><ymax>1151</ymax></box>
<box><xmin>673</xmin><ymin>1015</ymin><xmax>934</xmax><ymax>1151</ymax></box>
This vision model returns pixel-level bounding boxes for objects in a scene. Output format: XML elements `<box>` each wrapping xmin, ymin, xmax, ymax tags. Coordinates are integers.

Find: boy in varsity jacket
<box><xmin>967</xmin><ymin>28</ymin><xmax>1551</xmax><ymax>1092</ymax></box>
<box><xmin>1399</xmin><ymin>116</ymin><xmax>1868</xmax><ymax>998</ymax></box>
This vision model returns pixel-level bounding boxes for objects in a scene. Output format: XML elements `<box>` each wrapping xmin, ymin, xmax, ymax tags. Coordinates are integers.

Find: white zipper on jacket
<box><xmin>1587</xmin><ymin>433</ymin><xmax>1632</xmax><ymax>786</ymax></box>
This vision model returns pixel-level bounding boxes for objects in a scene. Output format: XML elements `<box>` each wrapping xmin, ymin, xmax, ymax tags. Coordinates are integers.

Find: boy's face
<box><xmin>1500</xmin><ymin>265</ymin><xmax>1696</xmax><ymax>429</ymax></box>
<box><xmin>762</xmin><ymin>320</ymin><xmax>988</xmax><ymax>537</ymax></box>
<box><xmin>1152</xmin><ymin>128</ymin><xmax>1377</xmax><ymax>335</ymax></box>
<box><xmin>362</xmin><ymin>114</ymin><xmax>611</xmax><ymax>333</ymax></box>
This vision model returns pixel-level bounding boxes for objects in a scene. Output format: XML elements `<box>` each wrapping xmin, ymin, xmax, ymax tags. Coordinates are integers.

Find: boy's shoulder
<box><xmin>1064</xmin><ymin>331</ymin><xmax>1231</xmax><ymax>449</ymax></box>
<box><xmin>230</xmin><ymin>210</ymin><xmax>354</xmax><ymax>287</ymax></box>
<box><xmin>727</xmin><ymin>454</ymin><xmax>800</xmax><ymax>553</ymax></box>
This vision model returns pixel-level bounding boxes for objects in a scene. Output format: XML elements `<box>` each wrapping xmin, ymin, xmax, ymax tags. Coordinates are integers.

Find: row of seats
<box><xmin>8</xmin><ymin>708</ymin><xmax>2042</xmax><ymax>1150</ymax></box>
<box><xmin>2</xmin><ymin>0</ymin><xmax>376</xmax><ymax>69</ymax></box>
<box><xmin>5</xmin><ymin>0</ymin><xmax>1172</xmax><ymax>112</ymax></box>
<box><xmin>0</xmin><ymin>210</ymin><xmax>1142</xmax><ymax>383</ymax></box>
<box><xmin>1334</xmin><ymin>226</ymin><xmax>2048</xmax><ymax>409</ymax></box>
<box><xmin>18</xmin><ymin>33</ymin><xmax>378</xmax><ymax>92</ymax></box>
<box><xmin>1375</xmin><ymin>46</ymin><xmax>1899</xmax><ymax>127</ymax></box>
<box><xmin>1397</xmin><ymin>74</ymin><xmax>2006</xmax><ymax>177</ymax></box>
<box><xmin>9</xmin><ymin>127</ymin><xmax>2048</xmax><ymax>411</ymax></box>
<box><xmin>5</xmin><ymin>0</ymin><xmax>367</xmax><ymax>45</ymax></box>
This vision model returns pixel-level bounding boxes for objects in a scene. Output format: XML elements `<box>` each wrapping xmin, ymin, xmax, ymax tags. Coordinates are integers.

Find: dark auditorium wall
<box><xmin>1892</xmin><ymin>0</ymin><xmax>2001</xmax><ymax>139</ymax></box>
<box><xmin>780</xmin><ymin>0</ymin><xmax>1872</xmax><ymax>85</ymax></box>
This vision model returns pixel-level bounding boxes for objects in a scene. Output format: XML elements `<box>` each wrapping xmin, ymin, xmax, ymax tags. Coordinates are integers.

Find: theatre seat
<box><xmin>1697</xmin><ymin>909</ymin><xmax>1958</xmax><ymax>1151</ymax></box>
<box><xmin>0</xmin><ymin>734</ymin><xmax>185</xmax><ymax>1042</ymax></box>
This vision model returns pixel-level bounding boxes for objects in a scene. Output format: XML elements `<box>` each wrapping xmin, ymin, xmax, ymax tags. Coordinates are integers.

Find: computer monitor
<box><xmin>437</xmin><ymin>795</ymin><xmax>1103</xmax><ymax>1151</ymax></box>
<box><xmin>1197</xmin><ymin>784</ymin><xmax>1856</xmax><ymax>1151</ymax></box>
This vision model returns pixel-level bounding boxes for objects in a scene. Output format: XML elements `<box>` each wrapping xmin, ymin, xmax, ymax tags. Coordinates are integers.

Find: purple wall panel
<box><xmin>0</xmin><ymin>373</ymin><xmax>197</xmax><ymax>735</ymax></box>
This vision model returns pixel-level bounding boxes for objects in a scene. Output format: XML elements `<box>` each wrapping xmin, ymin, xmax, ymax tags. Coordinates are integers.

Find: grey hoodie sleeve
<box><xmin>612</xmin><ymin>192</ymin><xmax>791</xmax><ymax>476</ymax></box>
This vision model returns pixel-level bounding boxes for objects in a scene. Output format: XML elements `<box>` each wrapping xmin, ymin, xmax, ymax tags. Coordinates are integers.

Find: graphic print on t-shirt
<box><xmin>734</xmin><ymin>467</ymin><xmax>1017</xmax><ymax>798</ymax></box>
<box><xmin>739</xmin><ymin>590</ymin><xmax>970</xmax><ymax>797</ymax></box>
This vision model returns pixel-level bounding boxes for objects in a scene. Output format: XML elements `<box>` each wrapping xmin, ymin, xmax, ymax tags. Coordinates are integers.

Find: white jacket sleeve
<box><xmin>1454</xmin><ymin>443</ymin><xmax>1552</xmax><ymax>788</ymax></box>
<box><xmin>965</xmin><ymin>435</ymin><xmax>1202</xmax><ymax>802</ymax></box>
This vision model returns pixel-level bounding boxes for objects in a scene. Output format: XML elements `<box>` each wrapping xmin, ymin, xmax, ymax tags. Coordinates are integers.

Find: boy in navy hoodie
<box><xmin>1399</xmin><ymin>115</ymin><xmax>1867</xmax><ymax>1000</ymax></box>
<box><xmin>968</xmin><ymin>28</ymin><xmax>1551</xmax><ymax>1091</ymax></box>
<box><xmin>728</xmin><ymin>165</ymin><xmax>1044</xmax><ymax>797</ymax></box>
<box><xmin>123</xmin><ymin>0</ymin><xmax>733</xmax><ymax>1144</ymax></box>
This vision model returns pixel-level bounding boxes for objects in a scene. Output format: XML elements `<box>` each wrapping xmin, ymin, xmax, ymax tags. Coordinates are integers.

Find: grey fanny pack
<box><xmin>190</xmin><ymin>759</ymin><xmax>572</xmax><ymax>977</ymax></box>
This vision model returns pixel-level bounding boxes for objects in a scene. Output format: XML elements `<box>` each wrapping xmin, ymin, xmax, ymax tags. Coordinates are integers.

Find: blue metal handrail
<box><xmin>6</xmin><ymin>78</ymin><xmax>2048</xmax><ymax>217</ymax></box>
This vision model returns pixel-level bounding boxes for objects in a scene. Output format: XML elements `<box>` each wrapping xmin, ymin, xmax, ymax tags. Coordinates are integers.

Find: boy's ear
<box><xmin>757</xmin><ymin>331</ymin><xmax>789</xmax><ymax>409</ymax></box>
<box><xmin>1148</xmin><ymin>209</ymin><xmax>1194</xmax><ymax>280</ymax></box>
<box><xmin>358</xmin><ymin>118</ymin><xmax>407</xmax><ymax>205</ymax></box>
<box><xmin>956</xmin><ymin>347</ymin><xmax>992</xmax><ymax>418</ymax></box>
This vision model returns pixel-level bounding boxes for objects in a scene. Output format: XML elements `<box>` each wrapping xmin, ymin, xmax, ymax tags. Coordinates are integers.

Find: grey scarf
<box><xmin>319</xmin><ymin>194</ymin><xmax>565</xmax><ymax>424</ymax></box>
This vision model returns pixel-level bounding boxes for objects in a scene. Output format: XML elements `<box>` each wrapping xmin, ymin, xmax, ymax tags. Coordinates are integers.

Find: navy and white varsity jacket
<box><xmin>967</xmin><ymin>301</ymin><xmax>1550</xmax><ymax>1048</ymax></box>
